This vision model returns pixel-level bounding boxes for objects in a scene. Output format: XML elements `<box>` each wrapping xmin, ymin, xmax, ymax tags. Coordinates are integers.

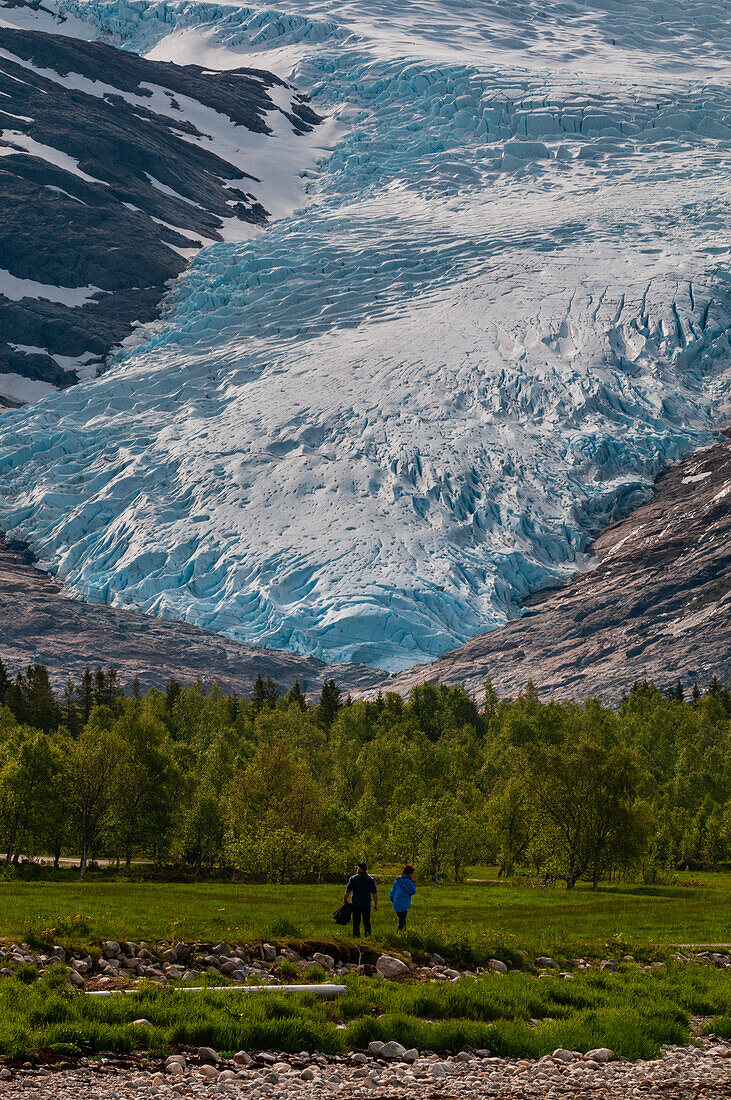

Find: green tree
<box><xmin>525</xmin><ymin>739</ymin><xmax>646</xmax><ymax>889</ymax></box>
<box><xmin>111</xmin><ymin>709</ymin><xmax>178</xmax><ymax>870</ymax></box>
<box><xmin>69</xmin><ymin>715</ymin><xmax>122</xmax><ymax>879</ymax></box>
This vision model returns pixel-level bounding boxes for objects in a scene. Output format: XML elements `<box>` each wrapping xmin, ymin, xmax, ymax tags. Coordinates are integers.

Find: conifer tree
<box><xmin>77</xmin><ymin>668</ymin><xmax>94</xmax><ymax>722</ymax></box>
<box><xmin>165</xmin><ymin>678</ymin><xmax>182</xmax><ymax>711</ymax></box>
<box><xmin>62</xmin><ymin>678</ymin><xmax>81</xmax><ymax>736</ymax></box>
<box><xmin>0</xmin><ymin>657</ymin><xmax>9</xmax><ymax>707</ymax></box>
<box><xmin>226</xmin><ymin>692</ymin><xmax>239</xmax><ymax>722</ymax></box>
<box><xmin>252</xmin><ymin>675</ymin><xmax>279</xmax><ymax>712</ymax></box>
<box><xmin>23</xmin><ymin>664</ymin><xmax>60</xmax><ymax>732</ymax></box>
<box><xmin>285</xmin><ymin>680</ymin><xmax>307</xmax><ymax>711</ymax></box>
<box><xmin>317</xmin><ymin>678</ymin><xmax>341</xmax><ymax>729</ymax></box>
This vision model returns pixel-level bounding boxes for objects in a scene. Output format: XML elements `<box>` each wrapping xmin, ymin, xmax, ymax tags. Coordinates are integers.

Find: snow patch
<box><xmin>0</xmin><ymin>124</ymin><xmax>110</xmax><ymax>185</ymax></box>
<box><xmin>0</xmin><ymin>269</ymin><xmax>104</xmax><ymax>305</ymax></box>
<box><xmin>0</xmin><ymin>372</ymin><xmax>57</xmax><ymax>404</ymax></box>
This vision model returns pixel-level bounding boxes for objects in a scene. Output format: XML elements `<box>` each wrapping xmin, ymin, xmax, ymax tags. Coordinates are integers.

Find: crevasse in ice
<box><xmin>0</xmin><ymin>0</ymin><xmax>729</xmax><ymax>669</ymax></box>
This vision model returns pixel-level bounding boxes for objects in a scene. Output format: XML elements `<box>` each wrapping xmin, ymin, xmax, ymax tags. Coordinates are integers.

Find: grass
<box><xmin>3</xmin><ymin>872</ymin><xmax>731</xmax><ymax>964</ymax></box>
<box><xmin>1</xmin><ymin>963</ymin><xmax>730</xmax><ymax>1062</ymax></box>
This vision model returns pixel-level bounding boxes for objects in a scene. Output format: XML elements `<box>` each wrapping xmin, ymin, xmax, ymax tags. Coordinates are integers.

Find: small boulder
<box><xmin>599</xmin><ymin>960</ymin><xmax>618</xmax><ymax>972</ymax></box>
<box><xmin>214</xmin><ymin>941</ymin><xmax>232</xmax><ymax>957</ymax></box>
<box><xmin>376</xmin><ymin>955</ymin><xmax>409</xmax><ymax>979</ymax></box>
<box><xmin>301</xmin><ymin>1068</ymin><xmax>316</xmax><ymax>1081</ymax></box>
<box><xmin>380</xmin><ymin>1041</ymin><xmax>407</xmax><ymax>1060</ymax></box>
<box><xmin>199</xmin><ymin>1064</ymin><xmax>218</xmax><ymax>1080</ymax></box>
<box><xmin>552</xmin><ymin>1049</ymin><xmax>575</xmax><ymax>1062</ymax></box>
<box><xmin>132</xmin><ymin>1019</ymin><xmax>153</xmax><ymax>1028</ymax></box>
<box><xmin>166</xmin><ymin>1062</ymin><xmax>184</xmax><ymax>1076</ymax></box>
<box><xmin>312</xmin><ymin>952</ymin><xmax>335</xmax><ymax>971</ymax></box>
<box><xmin>586</xmin><ymin>1048</ymin><xmax>613</xmax><ymax>1063</ymax></box>
<box><xmin>233</xmin><ymin>1051</ymin><xmax>253</xmax><ymax>1066</ymax></box>
<box><xmin>102</xmin><ymin>941</ymin><xmax>121</xmax><ymax>959</ymax></box>
<box><xmin>430</xmin><ymin>1062</ymin><xmax>452</xmax><ymax>1078</ymax></box>
<box><xmin>537</xmin><ymin>957</ymin><xmax>558</xmax><ymax>969</ymax></box>
<box><xmin>368</xmin><ymin>1041</ymin><xmax>385</xmax><ymax>1055</ymax></box>
<box><xmin>488</xmin><ymin>959</ymin><xmax>508</xmax><ymax>974</ymax></box>
<box><xmin>198</xmin><ymin>1046</ymin><xmax>222</xmax><ymax>1065</ymax></box>
<box><xmin>262</xmin><ymin>944</ymin><xmax>277</xmax><ymax>963</ymax></box>
<box><xmin>403</xmin><ymin>1049</ymin><xmax>419</xmax><ymax>1064</ymax></box>
<box><xmin>67</xmin><ymin>969</ymin><xmax>85</xmax><ymax>989</ymax></box>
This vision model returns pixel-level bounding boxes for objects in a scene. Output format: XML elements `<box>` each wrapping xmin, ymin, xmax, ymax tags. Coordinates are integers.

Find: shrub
<box><xmin>276</xmin><ymin>959</ymin><xmax>302</xmax><ymax>981</ymax></box>
<box><xmin>305</xmin><ymin>965</ymin><xmax>327</xmax><ymax>983</ymax></box>
<box><xmin>268</xmin><ymin>916</ymin><xmax>303</xmax><ymax>939</ymax></box>
<box><xmin>13</xmin><ymin>964</ymin><xmax>39</xmax><ymax>985</ymax></box>
<box><xmin>706</xmin><ymin>1016</ymin><xmax>731</xmax><ymax>1040</ymax></box>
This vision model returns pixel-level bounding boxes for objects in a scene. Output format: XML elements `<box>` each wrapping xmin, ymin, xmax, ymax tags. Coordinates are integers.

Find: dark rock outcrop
<box><xmin>0</xmin><ymin>15</ymin><xmax>319</xmax><ymax>404</ymax></box>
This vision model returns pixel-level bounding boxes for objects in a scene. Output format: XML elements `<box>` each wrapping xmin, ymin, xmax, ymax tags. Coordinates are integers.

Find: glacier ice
<box><xmin>0</xmin><ymin>0</ymin><xmax>729</xmax><ymax>669</ymax></box>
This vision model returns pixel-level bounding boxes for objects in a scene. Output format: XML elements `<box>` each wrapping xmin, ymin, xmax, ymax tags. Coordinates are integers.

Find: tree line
<box><xmin>0</xmin><ymin>658</ymin><xmax>729</xmax><ymax>887</ymax></box>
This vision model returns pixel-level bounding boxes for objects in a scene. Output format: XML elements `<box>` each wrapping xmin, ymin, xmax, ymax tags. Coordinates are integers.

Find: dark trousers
<box><xmin>396</xmin><ymin>910</ymin><xmax>408</xmax><ymax>931</ymax></box>
<box><xmin>352</xmin><ymin>906</ymin><xmax>371</xmax><ymax>937</ymax></box>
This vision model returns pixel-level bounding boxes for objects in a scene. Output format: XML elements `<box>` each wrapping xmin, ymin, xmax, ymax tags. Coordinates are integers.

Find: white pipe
<box><xmin>85</xmin><ymin>983</ymin><xmax>346</xmax><ymax>998</ymax></box>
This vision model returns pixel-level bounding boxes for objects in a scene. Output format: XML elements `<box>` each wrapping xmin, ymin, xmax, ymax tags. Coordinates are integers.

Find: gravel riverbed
<box><xmin>1</xmin><ymin>1044</ymin><xmax>730</xmax><ymax>1100</ymax></box>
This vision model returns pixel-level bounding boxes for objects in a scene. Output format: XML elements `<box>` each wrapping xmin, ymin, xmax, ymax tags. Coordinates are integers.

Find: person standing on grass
<box><xmin>344</xmin><ymin>862</ymin><xmax>378</xmax><ymax>938</ymax></box>
<box><xmin>390</xmin><ymin>864</ymin><xmax>416</xmax><ymax>931</ymax></box>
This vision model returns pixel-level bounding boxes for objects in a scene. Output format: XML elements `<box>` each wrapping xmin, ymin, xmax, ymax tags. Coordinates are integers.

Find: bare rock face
<box><xmin>0</xmin><ymin>9</ymin><xmax>319</xmax><ymax>406</ymax></box>
<box><xmin>368</xmin><ymin>433</ymin><xmax>731</xmax><ymax>704</ymax></box>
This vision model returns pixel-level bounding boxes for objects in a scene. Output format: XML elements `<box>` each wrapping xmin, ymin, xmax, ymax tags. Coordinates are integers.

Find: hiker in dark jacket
<box><xmin>344</xmin><ymin>862</ymin><xmax>378</xmax><ymax>937</ymax></box>
<box><xmin>390</xmin><ymin>864</ymin><xmax>416</xmax><ymax>931</ymax></box>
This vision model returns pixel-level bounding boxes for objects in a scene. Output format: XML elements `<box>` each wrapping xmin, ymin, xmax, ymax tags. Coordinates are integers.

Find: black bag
<box><xmin>333</xmin><ymin>901</ymin><xmax>353</xmax><ymax>925</ymax></box>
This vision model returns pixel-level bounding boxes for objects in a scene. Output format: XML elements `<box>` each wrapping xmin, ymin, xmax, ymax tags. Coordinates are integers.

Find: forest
<box><xmin>0</xmin><ymin>659</ymin><xmax>729</xmax><ymax>887</ymax></box>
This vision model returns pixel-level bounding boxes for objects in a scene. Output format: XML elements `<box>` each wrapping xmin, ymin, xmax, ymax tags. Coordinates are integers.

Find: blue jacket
<box><xmin>390</xmin><ymin>873</ymin><xmax>416</xmax><ymax>912</ymax></box>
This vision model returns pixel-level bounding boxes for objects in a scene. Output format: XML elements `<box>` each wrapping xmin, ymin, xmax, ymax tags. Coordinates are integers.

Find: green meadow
<box><xmin>3</xmin><ymin>872</ymin><xmax>731</xmax><ymax>963</ymax></box>
<box><xmin>0</xmin><ymin>962</ymin><xmax>729</xmax><ymax>1062</ymax></box>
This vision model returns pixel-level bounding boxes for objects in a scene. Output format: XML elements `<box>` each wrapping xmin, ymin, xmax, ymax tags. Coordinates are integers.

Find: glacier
<box><xmin>0</xmin><ymin>0</ymin><xmax>729</xmax><ymax>669</ymax></box>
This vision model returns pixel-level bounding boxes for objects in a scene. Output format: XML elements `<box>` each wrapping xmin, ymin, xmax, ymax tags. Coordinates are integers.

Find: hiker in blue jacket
<box><xmin>390</xmin><ymin>864</ymin><xmax>416</xmax><ymax>931</ymax></box>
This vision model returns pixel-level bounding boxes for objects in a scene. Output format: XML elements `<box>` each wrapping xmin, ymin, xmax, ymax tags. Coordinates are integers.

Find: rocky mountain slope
<box><xmin>369</xmin><ymin>432</ymin><xmax>731</xmax><ymax>704</ymax></box>
<box><xmin>0</xmin><ymin>0</ymin><xmax>324</xmax><ymax>406</ymax></box>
